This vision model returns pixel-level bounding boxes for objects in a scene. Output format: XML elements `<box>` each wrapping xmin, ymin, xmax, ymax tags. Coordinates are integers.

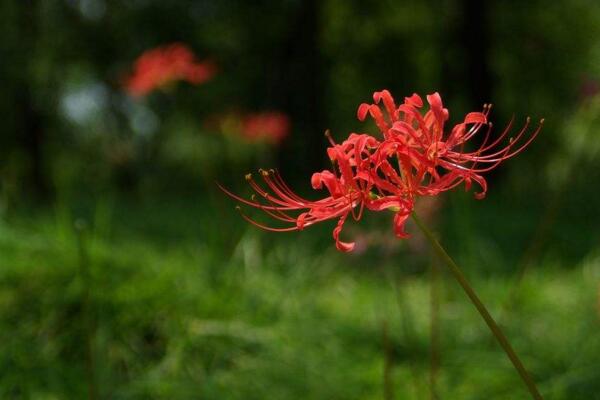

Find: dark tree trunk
<box><xmin>460</xmin><ymin>0</ymin><xmax>492</xmax><ymax>107</ymax></box>
<box><xmin>18</xmin><ymin>0</ymin><xmax>50</xmax><ymax>198</ymax></box>
<box><xmin>277</xmin><ymin>0</ymin><xmax>325</xmax><ymax>177</ymax></box>
<box><xmin>19</xmin><ymin>89</ymin><xmax>49</xmax><ymax>198</ymax></box>
<box><xmin>440</xmin><ymin>0</ymin><xmax>492</xmax><ymax>109</ymax></box>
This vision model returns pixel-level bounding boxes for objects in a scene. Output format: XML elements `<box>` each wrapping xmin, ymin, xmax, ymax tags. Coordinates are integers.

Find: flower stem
<box><xmin>411</xmin><ymin>212</ymin><xmax>543</xmax><ymax>400</ymax></box>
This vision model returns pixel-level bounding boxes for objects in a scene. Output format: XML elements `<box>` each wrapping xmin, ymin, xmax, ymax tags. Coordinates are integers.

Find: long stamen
<box><xmin>235</xmin><ymin>206</ymin><xmax>299</xmax><ymax>232</ymax></box>
<box><xmin>250</xmin><ymin>194</ymin><xmax>298</xmax><ymax>223</ymax></box>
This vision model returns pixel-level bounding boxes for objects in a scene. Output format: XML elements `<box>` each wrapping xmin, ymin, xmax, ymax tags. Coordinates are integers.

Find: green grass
<box><xmin>0</xmin><ymin>196</ymin><xmax>598</xmax><ymax>399</ymax></box>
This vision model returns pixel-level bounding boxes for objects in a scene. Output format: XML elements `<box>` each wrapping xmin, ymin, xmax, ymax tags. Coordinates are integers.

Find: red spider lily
<box><xmin>125</xmin><ymin>43</ymin><xmax>216</xmax><ymax>97</ymax></box>
<box><xmin>240</xmin><ymin>112</ymin><xmax>291</xmax><ymax>143</ymax></box>
<box><xmin>360</xmin><ymin>90</ymin><xmax>544</xmax><ymax>199</ymax></box>
<box><xmin>219</xmin><ymin>133</ymin><xmax>412</xmax><ymax>252</ymax></box>
<box><xmin>221</xmin><ymin>90</ymin><xmax>542</xmax><ymax>251</ymax></box>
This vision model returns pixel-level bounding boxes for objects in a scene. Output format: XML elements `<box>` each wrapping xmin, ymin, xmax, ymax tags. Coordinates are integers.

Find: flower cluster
<box><xmin>125</xmin><ymin>43</ymin><xmax>216</xmax><ymax>97</ymax></box>
<box><xmin>221</xmin><ymin>90</ymin><xmax>543</xmax><ymax>252</ymax></box>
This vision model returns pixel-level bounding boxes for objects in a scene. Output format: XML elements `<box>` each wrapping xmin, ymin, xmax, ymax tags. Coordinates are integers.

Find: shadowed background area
<box><xmin>1</xmin><ymin>1</ymin><xmax>599</xmax><ymax>399</ymax></box>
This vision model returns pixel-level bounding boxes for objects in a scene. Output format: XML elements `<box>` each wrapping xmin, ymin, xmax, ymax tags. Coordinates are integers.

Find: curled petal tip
<box><xmin>336</xmin><ymin>241</ymin><xmax>355</xmax><ymax>252</ymax></box>
<box><xmin>474</xmin><ymin>192</ymin><xmax>486</xmax><ymax>200</ymax></box>
<box><xmin>357</xmin><ymin>103</ymin><xmax>370</xmax><ymax>121</ymax></box>
<box><xmin>405</xmin><ymin>93</ymin><xmax>423</xmax><ymax>107</ymax></box>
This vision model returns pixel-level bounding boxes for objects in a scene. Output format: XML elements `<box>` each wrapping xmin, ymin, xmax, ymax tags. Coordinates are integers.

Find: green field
<box><xmin>1</xmin><ymin>193</ymin><xmax>598</xmax><ymax>399</ymax></box>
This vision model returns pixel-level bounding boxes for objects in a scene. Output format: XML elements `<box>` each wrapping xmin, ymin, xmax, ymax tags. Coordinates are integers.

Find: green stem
<box><xmin>411</xmin><ymin>212</ymin><xmax>543</xmax><ymax>400</ymax></box>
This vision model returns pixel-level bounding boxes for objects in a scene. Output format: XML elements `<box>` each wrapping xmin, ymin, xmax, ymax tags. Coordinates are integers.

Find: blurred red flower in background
<box><xmin>222</xmin><ymin>90</ymin><xmax>542</xmax><ymax>251</ymax></box>
<box><xmin>239</xmin><ymin>112</ymin><xmax>290</xmax><ymax>144</ymax></box>
<box><xmin>125</xmin><ymin>43</ymin><xmax>216</xmax><ymax>97</ymax></box>
<box><xmin>211</xmin><ymin>111</ymin><xmax>291</xmax><ymax>145</ymax></box>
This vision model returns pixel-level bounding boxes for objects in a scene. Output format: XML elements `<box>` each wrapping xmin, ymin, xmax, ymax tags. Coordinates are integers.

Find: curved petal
<box><xmin>404</xmin><ymin>93</ymin><xmax>423</xmax><ymax>108</ymax></box>
<box><xmin>393</xmin><ymin>210</ymin><xmax>411</xmax><ymax>239</ymax></box>
<box><xmin>357</xmin><ymin>103</ymin><xmax>370</xmax><ymax>121</ymax></box>
<box><xmin>464</xmin><ymin>112</ymin><xmax>487</xmax><ymax>125</ymax></box>
<box><xmin>333</xmin><ymin>214</ymin><xmax>355</xmax><ymax>252</ymax></box>
<box><xmin>426</xmin><ymin>92</ymin><xmax>449</xmax><ymax>125</ymax></box>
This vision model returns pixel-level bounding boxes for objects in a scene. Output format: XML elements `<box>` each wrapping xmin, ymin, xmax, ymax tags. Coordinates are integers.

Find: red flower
<box><xmin>240</xmin><ymin>112</ymin><xmax>291</xmax><ymax>143</ymax></box>
<box><xmin>219</xmin><ymin>132</ymin><xmax>412</xmax><ymax>252</ymax></box>
<box><xmin>360</xmin><ymin>90</ymin><xmax>543</xmax><ymax>199</ymax></box>
<box><xmin>222</xmin><ymin>90</ymin><xmax>542</xmax><ymax>251</ymax></box>
<box><xmin>125</xmin><ymin>43</ymin><xmax>216</xmax><ymax>97</ymax></box>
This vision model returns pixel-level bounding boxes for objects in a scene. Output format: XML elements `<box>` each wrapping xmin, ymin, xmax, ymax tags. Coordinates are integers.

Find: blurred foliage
<box><xmin>0</xmin><ymin>199</ymin><xmax>599</xmax><ymax>398</ymax></box>
<box><xmin>1</xmin><ymin>0</ymin><xmax>600</xmax><ymax>201</ymax></box>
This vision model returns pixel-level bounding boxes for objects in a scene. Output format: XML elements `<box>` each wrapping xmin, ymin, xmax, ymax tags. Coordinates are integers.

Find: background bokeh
<box><xmin>1</xmin><ymin>1</ymin><xmax>599</xmax><ymax>399</ymax></box>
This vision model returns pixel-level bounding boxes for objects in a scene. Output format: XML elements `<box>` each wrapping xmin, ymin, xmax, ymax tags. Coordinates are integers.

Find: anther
<box><xmin>245</xmin><ymin>173</ymin><xmax>252</xmax><ymax>181</ymax></box>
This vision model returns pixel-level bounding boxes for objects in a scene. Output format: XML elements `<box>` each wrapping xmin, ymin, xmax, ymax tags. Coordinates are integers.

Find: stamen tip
<box><xmin>540</xmin><ymin>118</ymin><xmax>545</xmax><ymax>124</ymax></box>
<box><xmin>324</xmin><ymin>129</ymin><xmax>331</xmax><ymax>137</ymax></box>
<box><xmin>245</xmin><ymin>173</ymin><xmax>252</xmax><ymax>181</ymax></box>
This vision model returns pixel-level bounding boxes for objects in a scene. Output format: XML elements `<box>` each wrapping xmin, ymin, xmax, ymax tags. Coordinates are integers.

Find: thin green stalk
<box><xmin>411</xmin><ymin>212</ymin><xmax>543</xmax><ymax>400</ymax></box>
<box><xmin>389</xmin><ymin>275</ymin><xmax>426</xmax><ymax>398</ymax></box>
<box><xmin>429</xmin><ymin>259</ymin><xmax>440</xmax><ymax>400</ymax></box>
<box><xmin>75</xmin><ymin>220</ymin><xmax>96</xmax><ymax>400</ymax></box>
<box><xmin>382</xmin><ymin>319</ymin><xmax>395</xmax><ymax>400</ymax></box>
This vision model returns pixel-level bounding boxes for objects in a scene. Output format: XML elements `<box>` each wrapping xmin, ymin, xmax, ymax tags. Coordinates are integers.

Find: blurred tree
<box><xmin>0</xmin><ymin>0</ymin><xmax>599</xmax><ymax>202</ymax></box>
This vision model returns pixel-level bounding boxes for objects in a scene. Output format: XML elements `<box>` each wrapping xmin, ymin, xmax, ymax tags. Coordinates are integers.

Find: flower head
<box><xmin>359</xmin><ymin>90</ymin><xmax>543</xmax><ymax>199</ymax></box>
<box><xmin>125</xmin><ymin>43</ymin><xmax>216</xmax><ymax>97</ymax></box>
<box><xmin>222</xmin><ymin>90</ymin><xmax>543</xmax><ymax>251</ymax></box>
<box><xmin>219</xmin><ymin>132</ymin><xmax>406</xmax><ymax>252</ymax></box>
